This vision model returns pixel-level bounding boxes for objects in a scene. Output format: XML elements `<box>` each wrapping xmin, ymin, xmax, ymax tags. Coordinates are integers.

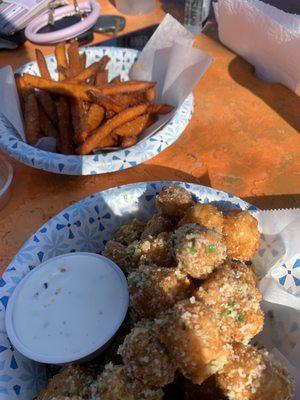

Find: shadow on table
<box><xmin>13</xmin><ymin>162</ymin><xmax>212</xmax><ymax>199</ymax></box>
<box><xmin>243</xmin><ymin>193</ymin><xmax>300</xmax><ymax>210</ymax></box>
<box><xmin>228</xmin><ymin>56</ymin><xmax>300</xmax><ymax>133</ymax></box>
<box><xmin>158</xmin><ymin>0</ymin><xmax>185</xmax><ymax>23</ymax></box>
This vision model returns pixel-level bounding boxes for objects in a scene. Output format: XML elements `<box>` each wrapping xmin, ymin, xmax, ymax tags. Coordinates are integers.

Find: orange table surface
<box><xmin>0</xmin><ymin>0</ymin><xmax>299</xmax><ymax>272</ymax></box>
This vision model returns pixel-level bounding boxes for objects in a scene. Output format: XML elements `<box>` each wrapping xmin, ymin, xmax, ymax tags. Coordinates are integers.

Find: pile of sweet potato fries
<box><xmin>15</xmin><ymin>42</ymin><xmax>173</xmax><ymax>155</ymax></box>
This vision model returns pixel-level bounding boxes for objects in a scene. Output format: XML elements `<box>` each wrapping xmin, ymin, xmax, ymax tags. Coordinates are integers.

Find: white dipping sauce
<box><xmin>10</xmin><ymin>253</ymin><xmax>128</xmax><ymax>360</ymax></box>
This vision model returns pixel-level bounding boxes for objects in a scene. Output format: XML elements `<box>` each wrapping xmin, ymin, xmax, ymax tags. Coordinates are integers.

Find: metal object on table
<box><xmin>92</xmin><ymin>15</ymin><xmax>126</xmax><ymax>35</ymax></box>
<box><xmin>184</xmin><ymin>0</ymin><xmax>212</xmax><ymax>34</ymax></box>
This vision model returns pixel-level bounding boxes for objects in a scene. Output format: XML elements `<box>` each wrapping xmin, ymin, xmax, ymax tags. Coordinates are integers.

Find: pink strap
<box><xmin>25</xmin><ymin>0</ymin><xmax>100</xmax><ymax>44</ymax></box>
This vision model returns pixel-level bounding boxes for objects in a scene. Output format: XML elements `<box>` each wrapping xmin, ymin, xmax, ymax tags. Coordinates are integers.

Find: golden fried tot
<box><xmin>93</xmin><ymin>363</ymin><xmax>164</xmax><ymax>400</ymax></box>
<box><xmin>216</xmin><ymin>343</ymin><xmax>295</xmax><ymax>400</ymax></box>
<box><xmin>141</xmin><ymin>213</ymin><xmax>173</xmax><ymax>239</ymax></box>
<box><xmin>223</xmin><ymin>210</ymin><xmax>260</xmax><ymax>260</ymax></box>
<box><xmin>102</xmin><ymin>239</ymin><xmax>127</xmax><ymax>269</ymax></box>
<box><xmin>195</xmin><ymin>260</ymin><xmax>264</xmax><ymax>344</ymax></box>
<box><xmin>177</xmin><ymin>375</ymin><xmax>227</xmax><ymax>400</ymax></box>
<box><xmin>155</xmin><ymin>185</ymin><xmax>193</xmax><ymax>219</ymax></box>
<box><xmin>118</xmin><ymin>319</ymin><xmax>176</xmax><ymax>388</ymax></box>
<box><xmin>128</xmin><ymin>264</ymin><xmax>194</xmax><ymax>318</ymax></box>
<box><xmin>113</xmin><ymin>218</ymin><xmax>146</xmax><ymax>245</ymax></box>
<box><xmin>138</xmin><ymin>232</ymin><xmax>174</xmax><ymax>267</ymax></box>
<box><xmin>179</xmin><ymin>203</ymin><xmax>224</xmax><ymax>232</ymax></box>
<box><xmin>174</xmin><ymin>224</ymin><xmax>227</xmax><ymax>279</ymax></box>
<box><xmin>156</xmin><ymin>299</ymin><xmax>230</xmax><ymax>385</ymax></box>
<box><xmin>37</xmin><ymin>365</ymin><xmax>94</xmax><ymax>400</ymax></box>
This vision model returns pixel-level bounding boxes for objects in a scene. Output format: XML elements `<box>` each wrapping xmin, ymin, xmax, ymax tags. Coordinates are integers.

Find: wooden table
<box><xmin>0</xmin><ymin>0</ymin><xmax>299</xmax><ymax>272</ymax></box>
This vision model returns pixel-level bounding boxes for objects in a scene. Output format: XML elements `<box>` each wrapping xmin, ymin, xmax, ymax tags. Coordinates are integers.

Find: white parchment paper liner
<box><xmin>254</xmin><ymin>208</ymin><xmax>300</xmax><ymax>396</ymax></box>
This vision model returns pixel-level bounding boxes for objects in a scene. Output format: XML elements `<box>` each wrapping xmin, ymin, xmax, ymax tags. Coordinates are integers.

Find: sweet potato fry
<box><xmin>55</xmin><ymin>97</ymin><xmax>74</xmax><ymax>154</ymax></box>
<box><xmin>76</xmin><ymin>104</ymin><xmax>149</xmax><ymax>155</ymax></box>
<box><xmin>147</xmin><ymin>103</ymin><xmax>174</xmax><ymax>114</ymax></box>
<box><xmin>96</xmin><ymin>133</ymin><xmax>119</xmax><ymax>148</ymax></box>
<box><xmin>39</xmin><ymin>105</ymin><xmax>58</xmax><ymax>138</ymax></box>
<box><xmin>110</xmin><ymin>75</ymin><xmax>121</xmax><ymax>84</ymax></box>
<box><xmin>111</xmin><ymin>92</ymin><xmax>145</xmax><ymax>107</ymax></box>
<box><xmin>70</xmin><ymin>98</ymin><xmax>86</xmax><ymax>136</ymax></box>
<box><xmin>100</xmin><ymin>80</ymin><xmax>156</xmax><ymax>96</ymax></box>
<box><xmin>36</xmin><ymin>90</ymin><xmax>58</xmax><ymax>128</ymax></box>
<box><xmin>113</xmin><ymin>113</ymin><xmax>151</xmax><ymax>137</ymax></box>
<box><xmin>55</xmin><ymin>43</ymin><xmax>68</xmax><ymax>81</ymax></box>
<box><xmin>21</xmin><ymin>74</ymin><xmax>156</xmax><ymax>99</ymax></box>
<box><xmin>73</xmin><ymin>102</ymin><xmax>104</xmax><ymax>144</ymax></box>
<box><xmin>67</xmin><ymin>41</ymin><xmax>82</xmax><ymax>77</ymax></box>
<box><xmin>120</xmin><ymin>135</ymin><xmax>138</xmax><ymax>148</ymax></box>
<box><xmin>24</xmin><ymin>91</ymin><xmax>40</xmax><ymax>145</ymax></box>
<box><xmin>106</xmin><ymin>110</ymin><xmax>116</xmax><ymax>119</ymax></box>
<box><xmin>35</xmin><ymin>49</ymin><xmax>51</xmax><ymax>79</ymax></box>
<box><xmin>88</xmin><ymin>90</ymin><xmax>125</xmax><ymax>113</ymax></box>
<box><xmin>20</xmin><ymin>75</ymin><xmax>89</xmax><ymax>104</ymax></box>
<box><xmin>80</xmin><ymin>52</ymin><xmax>86</xmax><ymax>69</ymax></box>
<box><xmin>67</xmin><ymin>62</ymin><xmax>104</xmax><ymax>83</ymax></box>
<box><xmin>86</xmin><ymin>104</ymin><xmax>105</xmax><ymax>131</ymax></box>
<box><xmin>145</xmin><ymin>87</ymin><xmax>157</xmax><ymax>102</ymax></box>
<box><xmin>15</xmin><ymin>74</ymin><xmax>28</xmax><ymax>112</ymax></box>
<box><xmin>95</xmin><ymin>70</ymin><xmax>108</xmax><ymax>86</ymax></box>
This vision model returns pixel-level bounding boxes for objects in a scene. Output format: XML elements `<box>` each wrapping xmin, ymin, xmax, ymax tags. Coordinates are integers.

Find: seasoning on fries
<box><xmin>16</xmin><ymin>42</ymin><xmax>174</xmax><ymax>155</ymax></box>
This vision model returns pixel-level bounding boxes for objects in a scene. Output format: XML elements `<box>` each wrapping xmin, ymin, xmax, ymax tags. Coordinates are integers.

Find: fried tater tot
<box><xmin>113</xmin><ymin>219</ymin><xmax>146</xmax><ymax>245</ymax></box>
<box><xmin>196</xmin><ymin>260</ymin><xmax>264</xmax><ymax>344</ymax></box>
<box><xmin>157</xmin><ymin>299</ymin><xmax>230</xmax><ymax>385</ymax></box>
<box><xmin>102</xmin><ymin>240</ymin><xmax>127</xmax><ymax>271</ymax></box>
<box><xmin>135</xmin><ymin>232</ymin><xmax>175</xmax><ymax>268</ymax></box>
<box><xmin>216</xmin><ymin>343</ymin><xmax>295</xmax><ymax>400</ymax></box>
<box><xmin>223</xmin><ymin>210</ymin><xmax>260</xmax><ymax>260</ymax></box>
<box><xmin>103</xmin><ymin>231</ymin><xmax>174</xmax><ymax>276</ymax></box>
<box><xmin>118</xmin><ymin>319</ymin><xmax>176</xmax><ymax>387</ymax></box>
<box><xmin>177</xmin><ymin>374</ymin><xmax>227</xmax><ymax>400</ymax></box>
<box><xmin>128</xmin><ymin>264</ymin><xmax>194</xmax><ymax>318</ymax></box>
<box><xmin>173</xmin><ymin>224</ymin><xmax>227</xmax><ymax>279</ymax></box>
<box><xmin>155</xmin><ymin>185</ymin><xmax>194</xmax><ymax>219</ymax></box>
<box><xmin>179</xmin><ymin>203</ymin><xmax>224</xmax><ymax>232</ymax></box>
<box><xmin>93</xmin><ymin>363</ymin><xmax>164</xmax><ymax>400</ymax></box>
<box><xmin>37</xmin><ymin>364</ymin><xmax>94</xmax><ymax>400</ymax></box>
<box><xmin>141</xmin><ymin>213</ymin><xmax>173</xmax><ymax>239</ymax></box>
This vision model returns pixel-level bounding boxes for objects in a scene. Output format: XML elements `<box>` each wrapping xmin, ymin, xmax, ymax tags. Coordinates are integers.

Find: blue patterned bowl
<box><xmin>0</xmin><ymin>182</ymin><xmax>297</xmax><ymax>399</ymax></box>
<box><xmin>0</xmin><ymin>47</ymin><xmax>194</xmax><ymax>175</ymax></box>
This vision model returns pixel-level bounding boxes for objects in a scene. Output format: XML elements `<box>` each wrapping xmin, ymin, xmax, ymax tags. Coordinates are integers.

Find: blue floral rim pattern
<box><xmin>0</xmin><ymin>47</ymin><xmax>194</xmax><ymax>175</ymax></box>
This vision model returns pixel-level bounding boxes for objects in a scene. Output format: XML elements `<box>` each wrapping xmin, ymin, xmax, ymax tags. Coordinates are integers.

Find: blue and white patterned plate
<box><xmin>0</xmin><ymin>47</ymin><xmax>193</xmax><ymax>175</ymax></box>
<box><xmin>0</xmin><ymin>181</ymin><xmax>298</xmax><ymax>399</ymax></box>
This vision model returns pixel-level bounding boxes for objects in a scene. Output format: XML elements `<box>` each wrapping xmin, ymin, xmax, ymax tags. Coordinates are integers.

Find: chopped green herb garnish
<box><xmin>236</xmin><ymin>314</ymin><xmax>244</xmax><ymax>323</ymax></box>
<box><xmin>185</xmin><ymin>246</ymin><xmax>197</xmax><ymax>254</ymax></box>
<box><xmin>205</xmin><ymin>244</ymin><xmax>217</xmax><ymax>253</ymax></box>
<box><xmin>221</xmin><ymin>309</ymin><xmax>232</xmax><ymax>318</ymax></box>
<box><xmin>155</xmin><ymin>388</ymin><xmax>164</xmax><ymax>399</ymax></box>
<box><xmin>84</xmin><ymin>375</ymin><xmax>94</xmax><ymax>385</ymax></box>
<box><xmin>227</xmin><ymin>299</ymin><xmax>235</xmax><ymax>308</ymax></box>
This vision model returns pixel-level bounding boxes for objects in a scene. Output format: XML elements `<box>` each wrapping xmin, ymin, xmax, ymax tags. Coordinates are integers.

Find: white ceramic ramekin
<box><xmin>5</xmin><ymin>252</ymin><xmax>128</xmax><ymax>364</ymax></box>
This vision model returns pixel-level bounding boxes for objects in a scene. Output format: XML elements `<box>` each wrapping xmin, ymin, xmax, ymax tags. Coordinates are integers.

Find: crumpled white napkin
<box><xmin>214</xmin><ymin>0</ymin><xmax>300</xmax><ymax>95</ymax></box>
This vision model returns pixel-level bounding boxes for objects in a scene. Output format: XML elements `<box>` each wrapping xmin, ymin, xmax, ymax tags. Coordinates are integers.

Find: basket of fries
<box><xmin>0</xmin><ymin>43</ymin><xmax>193</xmax><ymax>175</ymax></box>
<box><xmin>0</xmin><ymin>15</ymin><xmax>213</xmax><ymax>175</ymax></box>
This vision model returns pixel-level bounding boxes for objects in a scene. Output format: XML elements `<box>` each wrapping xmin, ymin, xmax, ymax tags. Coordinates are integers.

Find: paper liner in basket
<box><xmin>97</xmin><ymin>13</ymin><xmax>213</xmax><ymax>151</ymax></box>
<box><xmin>254</xmin><ymin>208</ymin><xmax>300</xmax><ymax>396</ymax></box>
